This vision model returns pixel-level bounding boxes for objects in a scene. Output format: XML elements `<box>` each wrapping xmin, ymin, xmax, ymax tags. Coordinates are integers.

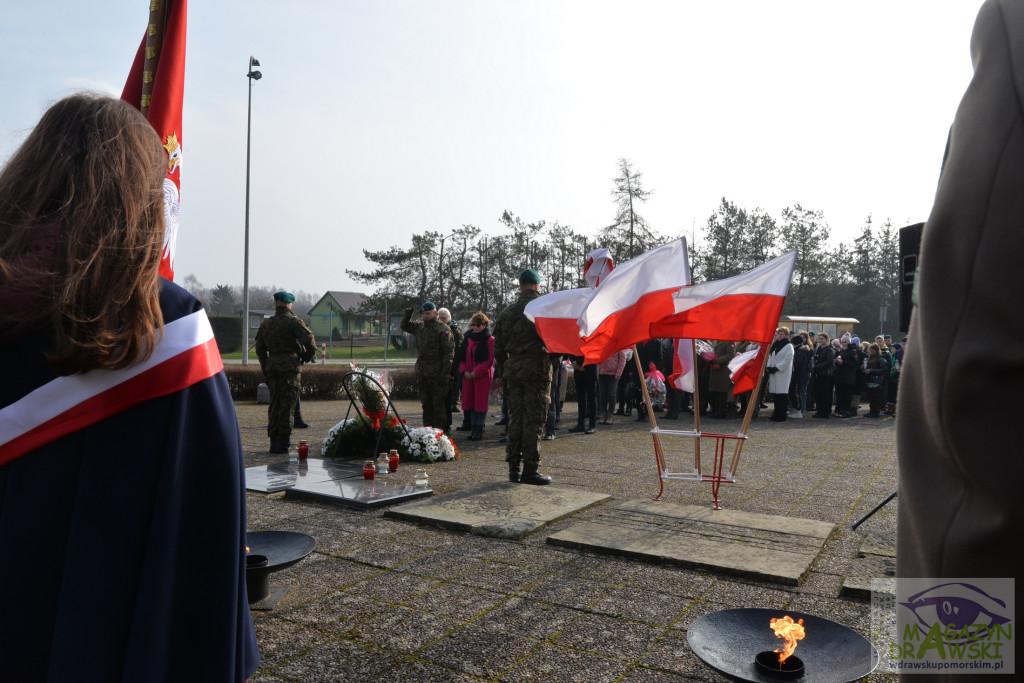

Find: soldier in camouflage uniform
<box><xmin>255</xmin><ymin>291</ymin><xmax>317</xmax><ymax>454</ymax></box>
<box><xmin>401</xmin><ymin>301</ymin><xmax>455</xmax><ymax>432</ymax></box>
<box><xmin>493</xmin><ymin>269</ymin><xmax>553</xmax><ymax>485</ymax></box>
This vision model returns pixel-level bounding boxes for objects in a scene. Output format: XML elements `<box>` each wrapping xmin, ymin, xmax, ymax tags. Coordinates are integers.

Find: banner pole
<box><xmin>140</xmin><ymin>0</ymin><xmax>171</xmax><ymax>116</ymax></box>
<box><xmin>690</xmin><ymin>339</ymin><xmax>702</xmax><ymax>472</ymax></box>
<box><xmin>730</xmin><ymin>341</ymin><xmax>768</xmax><ymax>474</ymax></box>
<box><xmin>633</xmin><ymin>344</ymin><xmax>666</xmax><ymax>471</ymax></box>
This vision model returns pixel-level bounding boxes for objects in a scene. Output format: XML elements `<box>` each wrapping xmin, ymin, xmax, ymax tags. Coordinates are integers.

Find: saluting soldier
<box><xmin>401</xmin><ymin>301</ymin><xmax>455</xmax><ymax>432</ymax></box>
<box><xmin>255</xmin><ymin>291</ymin><xmax>316</xmax><ymax>454</ymax></box>
<box><xmin>493</xmin><ymin>268</ymin><xmax>553</xmax><ymax>485</ymax></box>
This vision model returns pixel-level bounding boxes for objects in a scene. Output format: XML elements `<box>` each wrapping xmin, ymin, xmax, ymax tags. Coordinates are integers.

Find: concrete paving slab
<box><xmin>547</xmin><ymin>500</ymin><xmax>835</xmax><ymax>586</ymax></box>
<box><xmin>858</xmin><ymin>529</ymin><xmax>896</xmax><ymax>558</ymax></box>
<box><xmin>384</xmin><ymin>482</ymin><xmax>611</xmax><ymax>540</ymax></box>
<box><xmin>839</xmin><ymin>540</ymin><xmax>897</xmax><ymax>602</ymax></box>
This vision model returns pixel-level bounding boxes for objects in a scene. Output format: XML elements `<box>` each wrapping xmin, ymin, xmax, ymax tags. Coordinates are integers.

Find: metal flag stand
<box><xmin>636</xmin><ymin>339</ymin><xmax>769</xmax><ymax>510</ymax></box>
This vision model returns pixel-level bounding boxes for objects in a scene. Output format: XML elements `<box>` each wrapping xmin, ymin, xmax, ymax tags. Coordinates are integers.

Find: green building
<box><xmin>308</xmin><ymin>291</ymin><xmax>378</xmax><ymax>340</ymax></box>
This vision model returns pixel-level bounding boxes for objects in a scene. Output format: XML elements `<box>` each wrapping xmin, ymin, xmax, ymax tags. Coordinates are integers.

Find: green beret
<box><xmin>273</xmin><ymin>291</ymin><xmax>295</xmax><ymax>303</ymax></box>
<box><xmin>518</xmin><ymin>268</ymin><xmax>541</xmax><ymax>285</ymax></box>
<box><xmin>420</xmin><ymin>301</ymin><xmax>436</xmax><ymax>311</ymax></box>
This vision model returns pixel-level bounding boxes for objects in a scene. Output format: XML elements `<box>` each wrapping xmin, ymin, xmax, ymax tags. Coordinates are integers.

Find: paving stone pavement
<box><xmin>241</xmin><ymin>399</ymin><xmax>899</xmax><ymax>682</ymax></box>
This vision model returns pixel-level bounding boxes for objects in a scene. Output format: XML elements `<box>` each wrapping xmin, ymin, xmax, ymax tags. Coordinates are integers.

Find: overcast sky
<box><xmin>2</xmin><ymin>1</ymin><xmax>986</xmax><ymax>297</ymax></box>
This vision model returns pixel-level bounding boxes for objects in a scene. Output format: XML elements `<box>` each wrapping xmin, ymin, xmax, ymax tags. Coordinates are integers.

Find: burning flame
<box><xmin>770</xmin><ymin>615</ymin><xmax>806</xmax><ymax>663</ymax></box>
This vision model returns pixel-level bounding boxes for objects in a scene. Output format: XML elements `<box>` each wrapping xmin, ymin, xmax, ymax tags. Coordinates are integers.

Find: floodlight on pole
<box><xmin>242</xmin><ymin>56</ymin><xmax>262</xmax><ymax>365</ymax></box>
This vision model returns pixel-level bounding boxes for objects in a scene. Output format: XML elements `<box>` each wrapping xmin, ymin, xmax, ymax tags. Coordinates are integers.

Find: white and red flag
<box><xmin>525</xmin><ymin>287</ymin><xmax>592</xmax><ymax>355</ymax></box>
<box><xmin>526</xmin><ymin>248</ymin><xmax>616</xmax><ymax>355</ymax></box>
<box><xmin>121</xmin><ymin>0</ymin><xmax>187</xmax><ymax>281</ymax></box>
<box><xmin>667</xmin><ymin>339</ymin><xmax>714</xmax><ymax>393</ymax></box>
<box><xmin>728</xmin><ymin>342</ymin><xmax>765</xmax><ymax>395</ymax></box>
<box><xmin>583</xmin><ymin>248</ymin><xmax>614</xmax><ymax>288</ymax></box>
<box><xmin>649</xmin><ymin>250</ymin><xmax>797</xmax><ymax>346</ymax></box>
<box><xmin>577</xmin><ymin>238</ymin><xmax>691</xmax><ymax>364</ymax></box>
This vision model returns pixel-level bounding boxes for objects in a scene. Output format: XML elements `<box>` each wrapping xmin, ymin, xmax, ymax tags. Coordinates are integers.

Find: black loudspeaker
<box><xmin>899</xmin><ymin>223</ymin><xmax>924</xmax><ymax>333</ymax></box>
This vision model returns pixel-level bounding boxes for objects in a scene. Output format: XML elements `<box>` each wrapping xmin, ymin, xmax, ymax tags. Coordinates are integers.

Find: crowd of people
<box><xmin>405</xmin><ymin>288</ymin><xmax>907</xmax><ymax>444</ymax></box>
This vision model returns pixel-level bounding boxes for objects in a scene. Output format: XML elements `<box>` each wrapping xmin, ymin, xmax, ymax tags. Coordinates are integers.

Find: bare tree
<box><xmin>599</xmin><ymin>158</ymin><xmax>658</xmax><ymax>262</ymax></box>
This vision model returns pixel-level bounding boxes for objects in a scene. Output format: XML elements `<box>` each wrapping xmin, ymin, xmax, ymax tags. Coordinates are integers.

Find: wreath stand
<box><xmin>339</xmin><ymin>370</ymin><xmax>412</xmax><ymax>459</ymax></box>
<box><xmin>635</xmin><ymin>340</ymin><xmax>769</xmax><ymax>510</ymax></box>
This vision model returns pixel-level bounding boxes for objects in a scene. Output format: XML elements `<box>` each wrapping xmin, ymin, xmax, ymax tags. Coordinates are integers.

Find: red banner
<box><xmin>122</xmin><ymin>0</ymin><xmax>187</xmax><ymax>281</ymax></box>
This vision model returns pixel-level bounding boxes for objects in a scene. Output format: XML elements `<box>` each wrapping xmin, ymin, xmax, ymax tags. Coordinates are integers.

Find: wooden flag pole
<box><xmin>140</xmin><ymin>0</ymin><xmax>172</xmax><ymax>116</ymax></box>
<box><xmin>729</xmin><ymin>342</ymin><xmax>769</xmax><ymax>475</ymax></box>
<box><xmin>633</xmin><ymin>344</ymin><xmax>666</xmax><ymax>471</ymax></box>
<box><xmin>690</xmin><ymin>339</ymin><xmax>702</xmax><ymax>472</ymax></box>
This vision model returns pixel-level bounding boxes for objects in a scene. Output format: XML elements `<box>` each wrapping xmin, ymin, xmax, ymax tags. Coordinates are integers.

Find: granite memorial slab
<box><xmin>245</xmin><ymin>458</ymin><xmax>362</xmax><ymax>493</ymax></box>
<box><xmin>385</xmin><ymin>482</ymin><xmax>611</xmax><ymax>540</ymax></box>
<box><xmin>547</xmin><ymin>500</ymin><xmax>836</xmax><ymax>585</ymax></box>
<box><xmin>283</xmin><ymin>476</ymin><xmax>432</xmax><ymax>509</ymax></box>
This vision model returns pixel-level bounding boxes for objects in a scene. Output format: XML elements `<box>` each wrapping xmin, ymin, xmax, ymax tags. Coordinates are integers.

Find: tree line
<box><xmin>183</xmin><ymin>158</ymin><xmax>904</xmax><ymax>337</ymax></box>
<box><xmin>348</xmin><ymin>160</ymin><xmax>903</xmax><ymax>335</ymax></box>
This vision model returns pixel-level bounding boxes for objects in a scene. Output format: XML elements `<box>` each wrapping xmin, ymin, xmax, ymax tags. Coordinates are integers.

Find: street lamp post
<box><xmin>242</xmin><ymin>56</ymin><xmax>262</xmax><ymax>366</ymax></box>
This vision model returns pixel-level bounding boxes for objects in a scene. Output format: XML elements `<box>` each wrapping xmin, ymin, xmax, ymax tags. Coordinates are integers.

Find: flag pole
<box><xmin>633</xmin><ymin>344</ymin><xmax>666</xmax><ymax>471</ymax></box>
<box><xmin>140</xmin><ymin>0</ymin><xmax>172</xmax><ymax>116</ymax></box>
<box><xmin>690</xmin><ymin>339</ymin><xmax>702</xmax><ymax>473</ymax></box>
<box><xmin>729</xmin><ymin>341</ymin><xmax>769</xmax><ymax>474</ymax></box>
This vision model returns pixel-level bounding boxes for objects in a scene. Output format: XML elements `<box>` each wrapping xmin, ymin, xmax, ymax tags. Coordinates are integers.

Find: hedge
<box><xmin>221</xmin><ymin>365</ymin><xmax>579</xmax><ymax>402</ymax></box>
<box><xmin>222</xmin><ymin>365</ymin><xmax>418</xmax><ymax>401</ymax></box>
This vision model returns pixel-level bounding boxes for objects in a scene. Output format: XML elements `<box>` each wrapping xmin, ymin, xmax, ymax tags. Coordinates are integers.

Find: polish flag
<box><xmin>584</xmin><ymin>248</ymin><xmax>614</xmax><ymax>288</ymax></box>
<box><xmin>577</xmin><ymin>238</ymin><xmax>691</xmax><ymax>364</ymax></box>
<box><xmin>527</xmin><ymin>248</ymin><xmax>616</xmax><ymax>355</ymax></box>
<box><xmin>524</xmin><ymin>288</ymin><xmax>591</xmax><ymax>355</ymax></box>
<box><xmin>667</xmin><ymin>339</ymin><xmax>714</xmax><ymax>393</ymax></box>
<box><xmin>649</xmin><ymin>250</ymin><xmax>797</xmax><ymax>346</ymax></box>
<box><xmin>122</xmin><ymin>0</ymin><xmax>187</xmax><ymax>281</ymax></box>
<box><xmin>728</xmin><ymin>343</ymin><xmax>765</xmax><ymax>395</ymax></box>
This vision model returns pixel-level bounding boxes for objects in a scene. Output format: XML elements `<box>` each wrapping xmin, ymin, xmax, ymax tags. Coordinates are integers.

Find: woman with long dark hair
<box><xmin>0</xmin><ymin>94</ymin><xmax>259</xmax><ymax>681</ymax></box>
<box><xmin>458</xmin><ymin>311</ymin><xmax>495</xmax><ymax>440</ymax></box>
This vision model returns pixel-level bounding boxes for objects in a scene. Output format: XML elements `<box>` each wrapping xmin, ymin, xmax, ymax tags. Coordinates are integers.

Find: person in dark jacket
<box><xmin>833</xmin><ymin>335</ymin><xmax>859</xmax><ymax>418</ymax></box>
<box><xmin>708</xmin><ymin>339</ymin><xmax>735</xmax><ymax>418</ymax></box>
<box><xmin>789</xmin><ymin>334</ymin><xmax>812</xmax><ymax>418</ymax></box>
<box><xmin>0</xmin><ymin>93</ymin><xmax>259</xmax><ymax>681</ymax></box>
<box><xmin>862</xmin><ymin>343</ymin><xmax>889</xmax><ymax>417</ymax></box>
<box><xmin>810</xmin><ymin>332</ymin><xmax>835</xmax><ymax>418</ymax></box>
<box><xmin>899</xmin><ymin>8</ymin><xmax>1024</xmax><ymax>676</ymax></box>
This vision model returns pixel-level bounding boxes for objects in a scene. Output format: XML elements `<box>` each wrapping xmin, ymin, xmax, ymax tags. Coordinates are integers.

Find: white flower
<box><xmin>401</xmin><ymin>426</ymin><xmax>457</xmax><ymax>463</ymax></box>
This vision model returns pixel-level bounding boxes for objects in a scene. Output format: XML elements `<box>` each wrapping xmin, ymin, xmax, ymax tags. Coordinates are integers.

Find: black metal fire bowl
<box><xmin>245</xmin><ymin>530</ymin><xmax>317</xmax><ymax>604</ymax></box>
<box><xmin>687</xmin><ymin>608</ymin><xmax>878</xmax><ymax>683</ymax></box>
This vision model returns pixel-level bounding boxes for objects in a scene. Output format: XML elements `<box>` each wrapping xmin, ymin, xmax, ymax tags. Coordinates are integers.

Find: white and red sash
<box><xmin>0</xmin><ymin>310</ymin><xmax>223</xmax><ymax>466</ymax></box>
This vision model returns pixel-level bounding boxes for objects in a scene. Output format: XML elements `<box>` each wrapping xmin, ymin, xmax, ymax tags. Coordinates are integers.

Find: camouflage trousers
<box><xmin>504</xmin><ymin>378</ymin><xmax>551</xmax><ymax>473</ymax></box>
<box><xmin>266</xmin><ymin>370</ymin><xmax>300</xmax><ymax>446</ymax></box>
<box><xmin>418</xmin><ymin>373</ymin><xmax>449</xmax><ymax>431</ymax></box>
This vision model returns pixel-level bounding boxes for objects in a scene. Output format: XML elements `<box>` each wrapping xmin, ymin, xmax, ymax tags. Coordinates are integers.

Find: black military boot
<box><xmin>508</xmin><ymin>462</ymin><xmax>521</xmax><ymax>483</ymax></box>
<box><xmin>270</xmin><ymin>440</ymin><xmax>288</xmax><ymax>455</ymax></box>
<box><xmin>520</xmin><ymin>470</ymin><xmax>552</xmax><ymax>486</ymax></box>
<box><xmin>456</xmin><ymin>410</ymin><xmax>472</xmax><ymax>431</ymax></box>
<box><xmin>293</xmin><ymin>411</ymin><xmax>308</xmax><ymax>429</ymax></box>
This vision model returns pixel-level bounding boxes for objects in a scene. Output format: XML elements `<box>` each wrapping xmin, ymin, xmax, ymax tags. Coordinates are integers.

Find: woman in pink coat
<box><xmin>458</xmin><ymin>312</ymin><xmax>495</xmax><ymax>441</ymax></box>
